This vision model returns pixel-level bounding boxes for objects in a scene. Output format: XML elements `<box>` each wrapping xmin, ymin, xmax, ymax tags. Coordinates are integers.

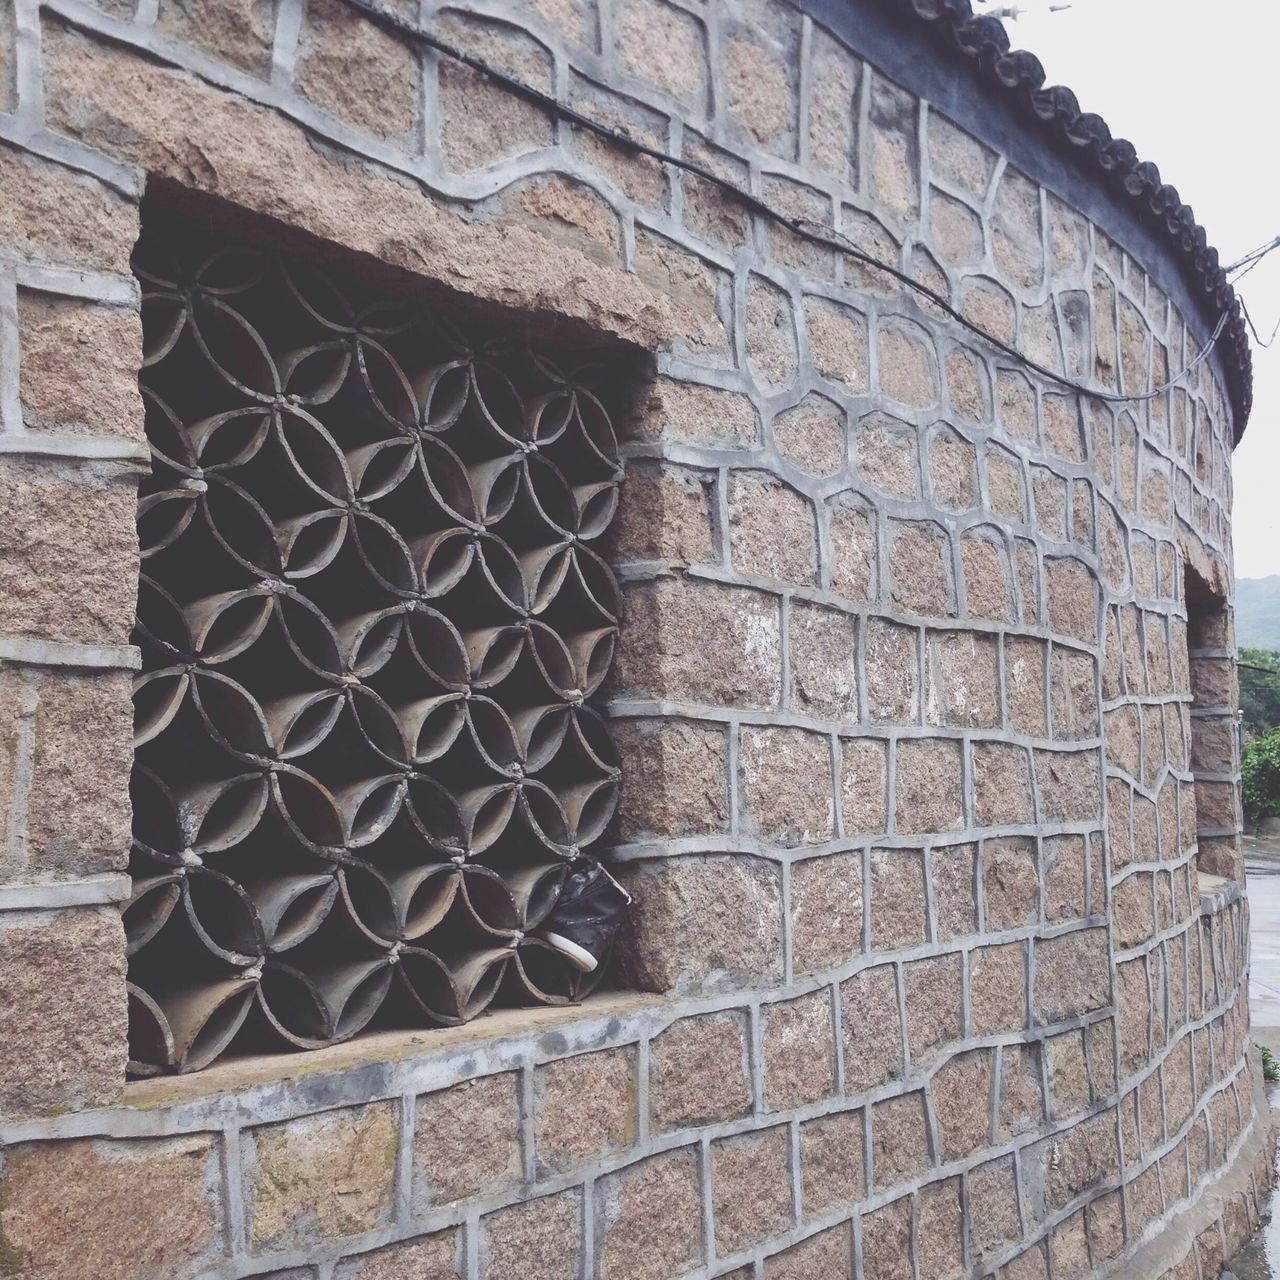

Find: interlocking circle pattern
<box><xmin>126</xmin><ymin>223</ymin><xmax>626</xmax><ymax>1074</ymax></box>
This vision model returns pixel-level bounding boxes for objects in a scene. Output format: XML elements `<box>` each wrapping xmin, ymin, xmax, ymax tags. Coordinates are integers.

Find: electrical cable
<box><xmin>339</xmin><ymin>0</ymin><xmax>1269</xmax><ymax>403</ymax></box>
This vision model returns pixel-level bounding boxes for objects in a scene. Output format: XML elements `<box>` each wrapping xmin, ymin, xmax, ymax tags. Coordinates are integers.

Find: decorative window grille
<box><xmin>125</xmin><ymin>215</ymin><xmax>628</xmax><ymax>1074</ymax></box>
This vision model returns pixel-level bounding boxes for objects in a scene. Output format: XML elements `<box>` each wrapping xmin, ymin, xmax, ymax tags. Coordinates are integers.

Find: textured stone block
<box><xmin>596</xmin><ymin>1148</ymin><xmax>702</xmax><ymax>1280</ymax></box>
<box><xmin>925</xmin><ymin>629</ymin><xmax>998</xmax><ymax>729</ymax></box>
<box><xmin>800</xmin><ymin>1109</ymin><xmax>865</xmax><ymax>1216</ymax></box>
<box><xmin>762</xmin><ymin>989</ymin><xmax>834</xmax><ymax>1109</ymax></box>
<box><xmin>888</xmin><ymin>521</ymin><xmax>954</xmax><ymax>618</ymax></box>
<box><xmin>1033</xmin><ymin>927</ymin><xmax>1109</xmax><ymax>1023</ymax></box>
<box><xmin>998</xmin><ymin>1044</ymin><xmax>1045</xmax><ymax>1140</ymax></box>
<box><xmin>618</xmin><ymin>0</ymin><xmax>706</xmax><ymax>106</ymax></box>
<box><xmin>878</xmin><ymin>322</ymin><xmax>936</xmax><ymax>409</ymax></box>
<box><xmin>712</xmin><ymin>1125</ymin><xmax>794</xmax><ymax>1254</ymax></box>
<box><xmin>728</xmin><ymin>471</ymin><xmax>816</xmax><ymax>585</ymax></box>
<box><xmin>903</xmin><ymin>953</ymin><xmax>963</xmax><ymax>1061</ymax></box>
<box><xmin>0</xmin><ymin>1135</ymin><xmax>225</xmax><ymax>1280</ymax></box>
<box><xmin>649</xmin><ymin>1010</ymin><xmax>751</xmax><ymax>1130</ymax></box>
<box><xmin>788</xmin><ymin>601</ymin><xmax>857</xmax><ymax>719</ymax></box>
<box><xmin>773</xmin><ymin>394</ymin><xmax>846</xmax><ymax>476</ymax></box>
<box><xmin>894</xmin><ymin>737</ymin><xmax>964</xmax><ymax>834</ymax></box>
<box><xmin>0</xmin><ymin>668</ymin><xmax>133</xmax><ymax>880</ymax></box>
<box><xmin>637</xmin><ymin>377</ymin><xmax>759</xmax><ymax>448</ymax></box>
<box><xmin>828</xmin><ymin>497</ymin><xmax>878</xmax><ymax>604</ymax></box>
<box><xmin>865</xmin><ymin>618</ymin><xmax>920</xmax><ymax>724</ymax></box>
<box><xmin>246</xmin><ymin>1103</ymin><xmax>397</xmax><ymax>1250</ymax></box>
<box><xmin>612</xmin><ymin>718</ymin><xmax>728</xmax><ymax>841</ymax></box>
<box><xmin>0</xmin><ymin>460</ymin><xmax>139</xmax><ymax>645</ymax></box>
<box><xmin>805</xmin><ymin>296</ymin><xmax>868</xmax><ymax>392</ymax></box>
<box><xmin>764</xmin><ymin>1224</ymin><xmax>853</xmax><ymax>1278</ymax></box>
<box><xmin>918</xmin><ymin>1176</ymin><xmax>965</xmax><ymax>1280</ymax></box>
<box><xmin>861</xmin><ymin>1194</ymin><xmax>913</xmax><ymax>1280</ymax></box>
<box><xmin>296</xmin><ymin>0</ymin><xmax>416</xmax><ymax>136</ymax></box>
<box><xmin>481</xmin><ymin>1191</ymin><xmax>582</xmax><ymax>1280</ymax></box>
<box><xmin>614</xmin><ymin>463</ymin><xmax>715</xmax><ymax>567</ymax></box>
<box><xmin>1034</xmin><ymin>748</ymin><xmax>1101</xmax><ymax>822</ymax></box>
<box><xmin>970</xmin><ymin>942</ymin><xmax>1027</xmax><ymax>1034</ymax></box>
<box><xmin>972</xmin><ymin>742</ymin><xmax>1035</xmax><ymax>826</ymax></box>
<box><xmin>616</xmin><ymin>578</ymin><xmax>781</xmax><ymax>710</ymax></box>
<box><xmin>983</xmin><ymin>837</ymin><xmax>1038</xmax><ymax>929</ymax></box>
<box><xmin>535</xmin><ymin>1048</ymin><xmax>634</xmax><ymax>1175</ymax></box>
<box><xmin>870</xmin><ymin>847</ymin><xmax>928</xmax><ymax>950</ymax></box>
<box><xmin>962</xmin><ymin>533</ymin><xmax>1014</xmax><ymax>623</ymax></box>
<box><xmin>156</xmin><ymin>0</ymin><xmax>276</xmax><ymax>77</ymax></box>
<box><xmin>840</xmin><ymin>737</ymin><xmax>889</xmax><ymax>837</ymax></box>
<box><xmin>745</xmin><ymin>275</ymin><xmax>799</xmax><ymax>389</ymax></box>
<box><xmin>620</xmin><ymin>854</ymin><xmax>783</xmax><ymax>992</ymax></box>
<box><xmin>969</xmin><ymin>1155</ymin><xmax>1021</xmax><ymax>1261</ymax></box>
<box><xmin>1044</xmin><ymin>834</ymin><xmax>1087</xmax><ymax>922</ymax></box>
<box><xmin>413</xmin><ymin>1074</ymin><xmax>520</xmax><ymax>1208</ymax></box>
<box><xmin>1044</xmin><ymin>557</ymin><xmax>1100</xmax><ymax>644</ymax></box>
<box><xmin>840</xmin><ymin>964</ymin><xmax>902</xmax><ymax>1091</ymax></box>
<box><xmin>0</xmin><ymin>907</ymin><xmax>126</xmax><ymax>1116</ymax></box>
<box><xmin>932</xmin><ymin>842</ymin><xmax>978</xmax><ymax>940</ymax></box>
<box><xmin>932</xmin><ymin>1048</ymin><xmax>993</xmax><ymax>1160</ymax></box>
<box><xmin>856</xmin><ymin>411</ymin><xmax>922</xmax><ymax>500</ymax></box>
<box><xmin>872</xmin><ymin>1090</ymin><xmax>931</xmax><ymax>1189</ymax></box>
<box><xmin>740</xmin><ymin>725</ymin><xmax>834</xmax><ymax>846</ymax></box>
<box><xmin>18</xmin><ymin>292</ymin><xmax>143</xmax><ymax>440</ymax></box>
<box><xmin>1034</xmin><ymin>1108</ymin><xmax>1120</xmax><ymax>1211</ymax></box>
<box><xmin>0</xmin><ymin>145</ymin><xmax>137</xmax><ymax>274</ymax></box>
<box><xmin>336</xmin><ymin>1232</ymin><xmax>461</xmax><ymax>1280</ymax></box>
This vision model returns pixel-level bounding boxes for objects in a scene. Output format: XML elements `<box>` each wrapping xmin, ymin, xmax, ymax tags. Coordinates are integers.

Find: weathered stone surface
<box><xmin>728</xmin><ymin>471</ymin><xmax>816</xmax><ymax>585</ymax></box>
<box><xmin>928</xmin><ymin>112</ymin><xmax>996</xmax><ymax>198</ymax></box>
<box><xmin>932</xmin><ymin>1048</ymin><xmax>993</xmax><ymax>1160</ymax></box>
<box><xmin>297</xmin><ymin>0</ymin><xmax>417</xmax><ymax>135</ymax></box>
<box><xmin>969</xmin><ymin>1156</ymin><xmax>1020</xmax><ymax>1261</ymax></box>
<box><xmin>336</xmin><ymin>1232</ymin><xmax>461</xmax><ymax>1279</ymax></box>
<box><xmin>711</xmin><ymin>1125</ymin><xmax>793</xmax><ymax>1254</ymax></box>
<box><xmin>617</xmin><ymin>0</ymin><xmax>706</xmax><ymax>105</ymax></box>
<box><xmin>596</xmin><ymin>1148</ymin><xmax>702</xmax><ymax>1280</ymax></box>
<box><xmin>246</xmin><ymin>1103</ymin><xmax>397</xmax><ymax>1250</ymax></box>
<box><xmin>983</xmin><ymin>837</ymin><xmax>1038</xmax><ymax>928</ymax></box>
<box><xmin>969</xmin><ymin>942</ymin><xmax>1027</xmax><ymax>1035</ymax></box>
<box><xmin>800</xmin><ymin>1109</ymin><xmax>865</xmax><ymax>1216</ymax></box>
<box><xmin>614</xmin><ymin>463</ymin><xmax>714</xmax><ymax>567</ymax></box>
<box><xmin>805</xmin><ymin>296</ymin><xmax>868</xmax><ymax>392</ymax></box>
<box><xmin>839</xmin><ymin>736</ymin><xmax>889</xmax><ymax>837</ymax></box>
<box><xmin>535</xmin><ymin>1049</ymin><xmax>634</xmax><ymax>1175</ymax></box>
<box><xmin>972</xmin><ymin>742</ymin><xmax>1034</xmax><ymax>827</ymax></box>
<box><xmin>1044</xmin><ymin>834</ymin><xmax>1087</xmax><ymax>922</ymax></box>
<box><xmin>861</xmin><ymin>1194</ymin><xmax>913</xmax><ymax>1280</ymax></box>
<box><xmin>932</xmin><ymin>842</ymin><xmax>978</xmax><ymax>939</ymax></box>
<box><xmin>865</xmin><ymin>618</ymin><xmax>919</xmax><ymax>724</ymax></box>
<box><xmin>772</xmin><ymin>394</ymin><xmax>845</xmax><ymax>476</ymax></box>
<box><xmin>764</xmin><ymin>1224</ymin><xmax>853</xmax><ymax>1279</ymax></box>
<box><xmin>650</xmin><ymin>1010</ymin><xmax>751</xmax><ymax>1130</ymax></box>
<box><xmin>414</xmin><ymin>1074</ymin><xmax>520</xmax><ymax>1208</ymax></box>
<box><xmin>998</xmin><ymin>1044</ymin><xmax>1045</xmax><ymax>1140</ymax></box>
<box><xmin>789</xmin><ymin>601</ymin><xmax>857</xmax><ymax>719</ymax></box>
<box><xmin>638</xmin><ymin>377</ymin><xmax>759</xmax><ymax>448</ymax></box>
<box><xmin>790</xmin><ymin>850</ymin><xmax>863</xmax><ymax>974</ymax></box>
<box><xmin>481</xmin><ymin>1191</ymin><xmax>581</xmax><ymax>1280</ymax></box>
<box><xmin>156</xmin><ymin>0</ymin><xmax>276</xmax><ymax>76</ymax></box>
<box><xmin>925</xmin><ymin>629</ymin><xmax>998</xmax><ymax>729</ymax></box>
<box><xmin>840</xmin><ymin>964</ymin><xmax>902</xmax><ymax>1091</ymax></box>
<box><xmin>1034</xmin><ymin>928</ymin><xmax>1109</xmax><ymax>1023</ymax></box>
<box><xmin>0</xmin><ymin>907</ymin><xmax>126</xmax><ymax>1116</ymax></box>
<box><xmin>1032</xmin><ymin>1108</ymin><xmax>1120</xmax><ymax>1210</ymax></box>
<box><xmin>828</xmin><ymin>497</ymin><xmax>878</xmax><ymax>604</ymax></box>
<box><xmin>1044</xmin><ymin>557</ymin><xmax>1100</xmax><ymax>644</ymax></box>
<box><xmin>740</xmin><ymin>725</ymin><xmax>833</xmax><ymax>846</ymax></box>
<box><xmin>904</xmin><ymin>953</ymin><xmax>963</xmax><ymax>1061</ymax></box>
<box><xmin>870</xmin><ymin>847</ymin><xmax>928</xmax><ymax>950</ymax></box>
<box><xmin>762</xmin><ymin>989</ymin><xmax>834</xmax><ymax>1109</ymax></box>
<box><xmin>918</xmin><ymin>1176</ymin><xmax>965</xmax><ymax>1280</ymax></box>
<box><xmin>929</xmin><ymin>426</ymin><xmax>978</xmax><ymax>510</ymax></box>
<box><xmin>856</xmin><ymin>411</ymin><xmax>921</xmax><ymax>500</ymax></box>
<box><xmin>724</xmin><ymin>34</ymin><xmax>794</xmax><ymax>149</ymax></box>
<box><xmin>1034</xmin><ymin>748</ymin><xmax>1101</xmax><ymax>822</ymax></box>
<box><xmin>894</xmin><ymin>737</ymin><xmax>964</xmax><ymax>833</ymax></box>
<box><xmin>746</xmin><ymin>275</ymin><xmax>798</xmax><ymax>389</ymax></box>
<box><xmin>889</xmin><ymin>521</ymin><xmax>954</xmax><ymax>618</ymax></box>
<box><xmin>20</xmin><ymin>291</ymin><xmax>143</xmax><ymax>438</ymax></box>
<box><xmin>620</xmin><ymin>854</ymin><xmax>783</xmax><ymax>992</ymax></box>
<box><xmin>0</xmin><ymin>145</ymin><xmax>137</xmax><ymax>273</ymax></box>
<box><xmin>612</xmin><ymin>718</ymin><xmax>728</xmax><ymax>841</ymax></box>
<box><xmin>0</xmin><ymin>1134</ymin><xmax>225</xmax><ymax>1280</ymax></box>
<box><xmin>616</xmin><ymin>578</ymin><xmax>781</xmax><ymax>710</ymax></box>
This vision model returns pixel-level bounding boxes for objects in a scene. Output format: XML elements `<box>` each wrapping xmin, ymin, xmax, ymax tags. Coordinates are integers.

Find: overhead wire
<box><xmin>339</xmin><ymin>0</ymin><xmax>1272</xmax><ymax>402</ymax></box>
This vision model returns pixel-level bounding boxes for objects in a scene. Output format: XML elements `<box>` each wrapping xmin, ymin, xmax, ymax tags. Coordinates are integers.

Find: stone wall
<box><xmin>0</xmin><ymin>0</ymin><xmax>1265</xmax><ymax>1275</ymax></box>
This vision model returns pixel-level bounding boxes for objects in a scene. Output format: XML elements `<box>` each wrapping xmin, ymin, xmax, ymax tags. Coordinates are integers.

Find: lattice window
<box><xmin>125</xmin><ymin>213</ymin><xmax>629</xmax><ymax>1074</ymax></box>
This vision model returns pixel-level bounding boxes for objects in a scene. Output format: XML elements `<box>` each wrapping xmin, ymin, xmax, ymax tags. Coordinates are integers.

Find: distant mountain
<box><xmin>1236</xmin><ymin>577</ymin><xmax>1280</xmax><ymax>650</ymax></box>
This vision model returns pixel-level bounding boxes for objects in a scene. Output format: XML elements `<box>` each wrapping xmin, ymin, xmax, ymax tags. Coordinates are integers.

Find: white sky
<box><xmin>990</xmin><ymin>0</ymin><xmax>1280</xmax><ymax>580</ymax></box>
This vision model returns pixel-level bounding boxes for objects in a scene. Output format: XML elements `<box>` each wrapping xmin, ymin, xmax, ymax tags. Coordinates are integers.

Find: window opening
<box><xmin>1184</xmin><ymin>564</ymin><xmax>1243</xmax><ymax>883</ymax></box>
<box><xmin>125</xmin><ymin>211</ymin><xmax>630</xmax><ymax>1074</ymax></box>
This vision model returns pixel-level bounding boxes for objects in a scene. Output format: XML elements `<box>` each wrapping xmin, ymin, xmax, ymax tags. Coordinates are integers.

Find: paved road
<box><xmin>1228</xmin><ymin>838</ymin><xmax>1280</xmax><ymax>1278</ymax></box>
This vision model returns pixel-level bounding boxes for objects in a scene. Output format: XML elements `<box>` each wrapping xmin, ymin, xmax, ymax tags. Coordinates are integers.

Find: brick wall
<box><xmin>0</xmin><ymin>0</ymin><xmax>1265</xmax><ymax>1275</ymax></box>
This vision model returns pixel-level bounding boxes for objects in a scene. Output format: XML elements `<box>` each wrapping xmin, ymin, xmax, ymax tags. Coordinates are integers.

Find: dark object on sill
<box><xmin>536</xmin><ymin>860</ymin><xmax>632</xmax><ymax>975</ymax></box>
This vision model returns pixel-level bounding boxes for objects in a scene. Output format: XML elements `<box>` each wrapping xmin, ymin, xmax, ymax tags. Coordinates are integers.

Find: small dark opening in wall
<box><xmin>124</xmin><ymin>198</ymin><xmax>637</xmax><ymax>1074</ymax></box>
<box><xmin>1184</xmin><ymin>564</ymin><xmax>1242</xmax><ymax>882</ymax></box>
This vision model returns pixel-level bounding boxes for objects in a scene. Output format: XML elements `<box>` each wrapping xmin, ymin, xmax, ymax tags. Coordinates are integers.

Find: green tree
<box><xmin>1242</xmin><ymin>726</ymin><xmax>1280</xmax><ymax>827</ymax></box>
<box><xmin>1239</xmin><ymin>647</ymin><xmax>1280</xmax><ymax>735</ymax></box>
